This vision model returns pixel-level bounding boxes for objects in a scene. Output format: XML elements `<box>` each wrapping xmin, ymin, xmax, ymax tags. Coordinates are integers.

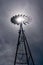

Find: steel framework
<box><xmin>14</xmin><ymin>23</ymin><xmax>35</xmax><ymax>65</ymax></box>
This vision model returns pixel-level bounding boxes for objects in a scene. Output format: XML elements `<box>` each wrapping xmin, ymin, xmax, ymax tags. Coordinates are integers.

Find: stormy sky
<box><xmin>0</xmin><ymin>0</ymin><xmax>43</xmax><ymax>65</ymax></box>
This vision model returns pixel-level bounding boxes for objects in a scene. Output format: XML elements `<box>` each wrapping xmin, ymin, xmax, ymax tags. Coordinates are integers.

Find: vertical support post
<box><xmin>22</xmin><ymin>28</ymin><xmax>35</xmax><ymax>65</ymax></box>
<box><xmin>14</xmin><ymin>24</ymin><xmax>21</xmax><ymax>65</ymax></box>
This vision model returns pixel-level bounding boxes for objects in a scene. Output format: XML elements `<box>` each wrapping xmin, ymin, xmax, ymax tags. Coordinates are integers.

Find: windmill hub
<box><xmin>15</xmin><ymin>16</ymin><xmax>25</xmax><ymax>23</ymax></box>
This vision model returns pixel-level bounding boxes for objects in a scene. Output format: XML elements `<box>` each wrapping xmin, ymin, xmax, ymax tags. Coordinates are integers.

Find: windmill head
<box><xmin>11</xmin><ymin>14</ymin><xmax>32</xmax><ymax>25</ymax></box>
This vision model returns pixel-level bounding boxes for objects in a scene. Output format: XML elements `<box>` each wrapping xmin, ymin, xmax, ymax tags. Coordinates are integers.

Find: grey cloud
<box><xmin>0</xmin><ymin>0</ymin><xmax>43</xmax><ymax>65</ymax></box>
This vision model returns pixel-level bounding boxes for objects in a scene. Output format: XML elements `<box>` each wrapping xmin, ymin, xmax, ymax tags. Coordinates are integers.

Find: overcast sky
<box><xmin>0</xmin><ymin>0</ymin><xmax>43</xmax><ymax>65</ymax></box>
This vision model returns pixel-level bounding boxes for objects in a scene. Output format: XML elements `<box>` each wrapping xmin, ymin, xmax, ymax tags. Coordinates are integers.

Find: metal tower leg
<box><xmin>22</xmin><ymin>29</ymin><xmax>35</xmax><ymax>65</ymax></box>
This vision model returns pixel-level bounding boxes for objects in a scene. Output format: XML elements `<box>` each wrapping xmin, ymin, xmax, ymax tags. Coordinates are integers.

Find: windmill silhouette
<box><xmin>11</xmin><ymin>14</ymin><xmax>35</xmax><ymax>65</ymax></box>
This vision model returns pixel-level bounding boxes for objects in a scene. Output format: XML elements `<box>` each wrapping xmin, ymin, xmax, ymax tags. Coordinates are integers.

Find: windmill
<box><xmin>11</xmin><ymin>14</ymin><xmax>35</xmax><ymax>65</ymax></box>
